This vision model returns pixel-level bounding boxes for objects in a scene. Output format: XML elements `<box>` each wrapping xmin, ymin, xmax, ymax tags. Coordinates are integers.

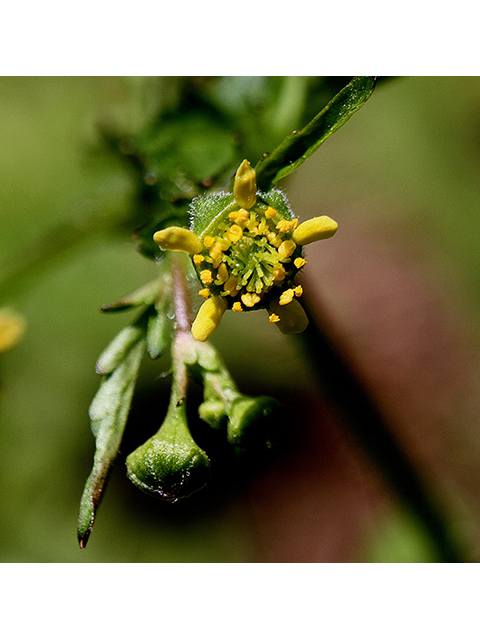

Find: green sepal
<box><xmin>189</xmin><ymin>192</ymin><xmax>235</xmax><ymax>239</ymax></box>
<box><xmin>255</xmin><ymin>76</ymin><xmax>377</xmax><ymax>190</ymax></box>
<box><xmin>78</xmin><ymin>336</ymin><xmax>146</xmax><ymax>548</ymax></box>
<box><xmin>126</xmin><ymin>402</ymin><xmax>211</xmax><ymax>501</ymax></box>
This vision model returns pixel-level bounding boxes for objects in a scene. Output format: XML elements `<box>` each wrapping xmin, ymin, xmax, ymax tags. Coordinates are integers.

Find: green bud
<box><xmin>198</xmin><ymin>398</ymin><xmax>227</xmax><ymax>430</ymax></box>
<box><xmin>126</xmin><ymin>403</ymin><xmax>211</xmax><ymax>501</ymax></box>
<box><xmin>227</xmin><ymin>395</ymin><xmax>279</xmax><ymax>446</ymax></box>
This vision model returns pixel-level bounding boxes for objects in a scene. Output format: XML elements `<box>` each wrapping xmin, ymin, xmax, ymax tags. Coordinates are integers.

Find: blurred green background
<box><xmin>2</xmin><ymin>76</ymin><xmax>480</xmax><ymax>562</ymax></box>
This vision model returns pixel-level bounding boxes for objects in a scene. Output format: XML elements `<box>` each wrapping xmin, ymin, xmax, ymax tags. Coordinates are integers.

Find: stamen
<box><xmin>268</xmin><ymin>313</ymin><xmax>280</xmax><ymax>323</ymax></box>
<box><xmin>199</xmin><ymin>289</ymin><xmax>211</xmax><ymax>299</ymax></box>
<box><xmin>232</xmin><ymin>301</ymin><xmax>243</xmax><ymax>312</ymax></box>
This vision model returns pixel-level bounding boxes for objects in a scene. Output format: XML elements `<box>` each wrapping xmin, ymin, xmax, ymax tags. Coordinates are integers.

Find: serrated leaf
<box><xmin>255</xmin><ymin>76</ymin><xmax>377</xmax><ymax>191</ymax></box>
<box><xmin>78</xmin><ymin>337</ymin><xmax>145</xmax><ymax>548</ymax></box>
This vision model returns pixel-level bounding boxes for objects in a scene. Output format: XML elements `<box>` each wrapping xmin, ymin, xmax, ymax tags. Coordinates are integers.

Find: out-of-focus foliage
<box><xmin>1</xmin><ymin>77</ymin><xmax>480</xmax><ymax>562</ymax></box>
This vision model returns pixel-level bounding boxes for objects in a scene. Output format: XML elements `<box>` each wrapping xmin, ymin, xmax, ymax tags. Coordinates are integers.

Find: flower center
<box><xmin>192</xmin><ymin>204</ymin><xmax>303</xmax><ymax>310</ymax></box>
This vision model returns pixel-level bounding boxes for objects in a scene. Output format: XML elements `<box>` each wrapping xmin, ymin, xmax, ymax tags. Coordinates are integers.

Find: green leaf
<box><xmin>254</xmin><ymin>76</ymin><xmax>378</xmax><ymax>191</ymax></box>
<box><xmin>146</xmin><ymin>306</ymin><xmax>170</xmax><ymax>360</ymax></box>
<box><xmin>77</xmin><ymin>336</ymin><xmax>145</xmax><ymax>548</ymax></box>
<box><xmin>95</xmin><ymin>319</ymin><xmax>146</xmax><ymax>375</ymax></box>
<box><xmin>100</xmin><ymin>279</ymin><xmax>162</xmax><ymax>313</ymax></box>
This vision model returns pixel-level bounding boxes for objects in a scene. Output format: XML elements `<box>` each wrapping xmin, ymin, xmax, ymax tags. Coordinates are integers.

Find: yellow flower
<box><xmin>153</xmin><ymin>159</ymin><xmax>338</xmax><ymax>342</ymax></box>
<box><xmin>0</xmin><ymin>308</ymin><xmax>26</xmax><ymax>352</ymax></box>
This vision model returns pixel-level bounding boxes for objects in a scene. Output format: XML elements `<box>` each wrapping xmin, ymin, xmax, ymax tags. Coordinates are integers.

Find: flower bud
<box><xmin>227</xmin><ymin>395</ymin><xmax>279</xmax><ymax>446</ymax></box>
<box><xmin>126</xmin><ymin>405</ymin><xmax>211</xmax><ymax>501</ymax></box>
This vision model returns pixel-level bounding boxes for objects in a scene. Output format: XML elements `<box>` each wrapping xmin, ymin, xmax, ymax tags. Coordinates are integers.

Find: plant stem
<box><xmin>299</xmin><ymin>299</ymin><xmax>466</xmax><ymax>563</ymax></box>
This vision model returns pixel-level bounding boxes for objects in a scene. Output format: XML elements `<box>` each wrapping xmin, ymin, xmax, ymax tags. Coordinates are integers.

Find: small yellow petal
<box><xmin>0</xmin><ymin>308</ymin><xmax>26</xmax><ymax>352</ymax></box>
<box><xmin>241</xmin><ymin>292</ymin><xmax>261</xmax><ymax>308</ymax></box>
<box><xmin>153</xmin><ymin>227</ymin><xmax>203</xmax><ymax>254</ymax></box>
<box><xmin>232</xmin><ymin>301</ymin><xmax>243</xmax><ymax>312</ymax></box>
<box><xmin>278</xmin><ymin>240</ymin><xmax>296</xmax><ymax>260</ymax></box>
<box><xmin>233</xmin><ymin>159</ymin><xmax>257</xmax><ymax>209</ymax></box>
<box><xmin>200</xmin><ymin>270</ymin><xmax>213</xmax><ymax>286</ymax></box>
<box><xmin>267</xmin><ymin>299</ymin><xmax>309</xmax><ymax>335</ymax></box>
<box><xmin>292</xmin><ymin>216</ymin><xmax>338</xmax><ymax>245</ymax></box>
<box><xmin>294</xmin><ymin>285</ymin><xmax>303</xmax><ymax>297</ymax></box>
<box><xmin>191</xmin><ymin>297</ymin><xmax>227</xmax><ymax>342</ymax></box>
<box><xmin>279</xmin><ymin>289</ymin><xmax>294</xmax><ymax>305</ymax></box>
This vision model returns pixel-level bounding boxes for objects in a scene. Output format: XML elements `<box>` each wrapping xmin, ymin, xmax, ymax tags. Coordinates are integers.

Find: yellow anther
<box><xmin>203</xmin><ymin>235</ymin><xmax>215</xmax><ymax>248</ymax></box>
<box><xmin>0</xmin><ymin>308</ymin><xmax>26</xmax><ymax>352</ymax></box>
<box><xmin>267</xmin><ymin>231</ymin><xmax>282</xmax><ymax>247</ymax></box>
<box><xmin>292</xmin><ymin>216</ymin><xmax>338</xmax><ymax>245</ymax></box>
<box><xmin>228</xmin><ymin>211</ymin><xmax>240</xmax><ymax>221</ymax></box>
<box><xmin>294</xmin><ymin>257</ymin><xmax>307</xmax><ymax>269</ymax></box>
<box><xmin>153</xmin><ymin>227</ymin><xmax>203</xmax><ymax>255</ymax></box>
<box><xmin>265</xmin><ymin>206</ymin><xmax>277</xmax><ymax>219</ymax></box>
<box><xmin>268</xmin><ymin>313</ymin><xmax>280</xmax><ymax>324</ymax></box>
<box><xmin>232</xmin><ymin>301</ymin><xmax>243</xmax><ymax>312</ymax></box>
<box><xmin>278</xmin><ymin>240</ymin><xmax>296</xmax><ymax>260</ymax></box>
<box><xmin>193</xmin><ymin>254</ymin><xmax>204</xmax><ymax>265</ymax></box>
<box><xmin>272</xmin><ymin>265</ymin><xmax>286</xmax><ymax>281</ymax></box>
<box><xmin>294</xmin><ymin>285</ymin><xmax>303</xmax><ymax>297</ymax></box>
<box><xmin>223</xmin><ymin>276</ymin><xmax>239</xmax><ymax>297</ymax></box>
<box><xmin>234</xmin><ymin>209</ymin><xmax>250</xmax><ymax>224</ymax></box>
<box><xmin>279</xmin><ymin>289</ymin><xmax>294</xmax><ymax>305</ymax></box>
<box><xmin>215</xmin><ymin>263</ymin><xmax>229</xmax><ymax>285</ymax></box>
<box><xmin>200</xmin><ymin>269</ymin><xmax>213</xmax><ymax>286</ymax></box>
<box><xmin>241</xmin><ymin>292</ymin><xmax>261</xmax><ymax>308</ymax></box>
<box><xmin>226</xmin><ymin>224</ymin><xmax>243</xmax><ymax>243</ymax></box>
<box><xmin>267</xmin><ymin>299</ymin><xmax>309</xmax><ymax>335</ymax></box>
<box><xmin>199</xmin><ymin>289</ymin><xmax>211</xmax><ymax>299</ymax></box>
<box><xmin>276</xmin><ymin>220</ymin><xmax>296</xmax><ymax>234</ymax></box>
<box><xmin>209</xmin><ymin>242</ymin><xmax>224</xmax><ymax>262</ymax></box>
<box><xmin>192</xmin><ymin>296</ymin><xmax>228</xmax><ymax>342</ymax></box>
<box><xmin>233</xmin><ymin>159</ymin><xmax>257</xmax><ymax>209</ymax></box>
